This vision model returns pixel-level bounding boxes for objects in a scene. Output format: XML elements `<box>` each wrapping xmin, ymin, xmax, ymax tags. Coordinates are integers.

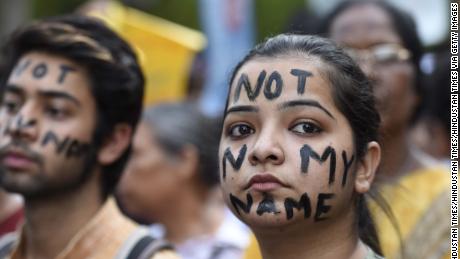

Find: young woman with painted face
<box><xmin>117</xmin><ymin>102</ymin><xmax>250</xmax><ymax>259</ymax></box>
<box><xmin>220</xmin><ymin>34</ymin><xmax>383</xmax><ymax>259</ymax></box>
<box><xmin>322</xmin><ymin>1</ymin><xmax>450</xmax><ymax>258</ymax></box>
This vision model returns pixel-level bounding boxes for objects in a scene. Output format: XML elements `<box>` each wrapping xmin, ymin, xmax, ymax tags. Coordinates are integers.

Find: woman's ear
<box><xmin>98</xmin><ymin>123</ymin><xmax>133</xmax><ymax>165</ymax></box>
<box><xmin>354</xmin><ymin>141</ymin><xmax>381</xmax><ymax>193</ymax></box>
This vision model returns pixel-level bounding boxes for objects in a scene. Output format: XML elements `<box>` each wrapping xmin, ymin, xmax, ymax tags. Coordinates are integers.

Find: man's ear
<box><xmin>354</xmin><ymin>141</ymin><xmax>381</xmax><ymax>193</ymax></box>
<box><xmin>98</xmin><ymin>123</ymin><xmax>133</xmax><ymax>165</ymax></box>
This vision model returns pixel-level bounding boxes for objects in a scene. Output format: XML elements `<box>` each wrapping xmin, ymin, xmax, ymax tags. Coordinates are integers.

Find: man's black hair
<box><xmin>0</xmin><ymin>15</ymin><xmax>145</xmax><ymax>198</ymax></box>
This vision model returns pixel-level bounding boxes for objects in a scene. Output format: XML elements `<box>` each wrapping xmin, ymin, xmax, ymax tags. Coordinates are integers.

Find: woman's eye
<box><xmin>290</xmin><ymin>122</ymin><xmax>322</xmax><ymax>135</ymax></box>
<box><xmin>228</xmin><ymin>124</ymin><xmax>254</xmax><ymax>138</ymax></box>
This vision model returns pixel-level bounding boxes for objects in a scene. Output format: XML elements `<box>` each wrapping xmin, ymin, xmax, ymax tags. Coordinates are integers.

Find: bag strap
<box><xmin>116</xmin><ymin>227</ymin><xmax>173</xmax><ymax>259</ymax></box>
<box><xmin>130</xmin><ymin>235</ymin><xmax>173</xmax><ymax>259</ymax></box>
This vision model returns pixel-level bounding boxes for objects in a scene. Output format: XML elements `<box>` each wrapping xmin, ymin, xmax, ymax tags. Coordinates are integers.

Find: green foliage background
<box><xmin>29</xmin><ymin>0</ymin><xmax>306</xmax><ymax>42</ymax></box>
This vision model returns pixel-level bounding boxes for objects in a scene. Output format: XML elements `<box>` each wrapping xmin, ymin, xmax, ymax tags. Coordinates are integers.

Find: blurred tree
<box><xmin>254</xmin><ymin>0</ymin><xmax>306</xmax><ymax>40</ymax></box>
<box><xmin>0</xmin><ymin>0</ymin><xmax>29</xmax><ymax>39</ymax></box>
<box><xmin>145</xmin><ymin>0</ymin><xmax>307</xmax><ymax>41</ymax></box>
<box><xmin>9</xmin><ymin>0</ymin><xmax>308</xmax><ymax>43</ymax></box>
<box><xmin>146</xmin><ymin>0</ymin><xmax>201</xmax><ymax>31</ymax></box>
<box><xmin>31</xmin><ymin>0</ymin><xmax>86</xmax><ymax>18</ymax></box>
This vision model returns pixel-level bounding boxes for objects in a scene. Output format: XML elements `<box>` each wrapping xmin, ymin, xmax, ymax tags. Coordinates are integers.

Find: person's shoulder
<box><xmin>364</xmin><ymin>246</ymin><xmax>385</xmax><ymax>259</ymax></box>
<box><xmin>401</xmin><ymin>164</ymin><xmax>450</xmax><ymax>190</ymax></box>
<box><xmin>151</xmin><ymin>250</ymin><xmax>181</xmax><ymax>259</ymax></box>
<box><xmin>0</xmin><ymin>232</ymin><xmax>18</xmax><ymax>258</ymax></box>
<box><xmin>92</xmin><ymin>198</ymin><xmax>178</xmax><ymax>258</ymax></box>
<box><xmin>117</xmin><ymin>229</ymin><xmax>179</xmax><ymax>259</ymax></box>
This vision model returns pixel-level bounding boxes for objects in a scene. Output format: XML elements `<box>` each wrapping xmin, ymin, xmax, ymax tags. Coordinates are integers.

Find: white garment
<box><xmin>150</xmin><ymin>209</ymin><xmax>250</xmax><ymax>259</ymax></box>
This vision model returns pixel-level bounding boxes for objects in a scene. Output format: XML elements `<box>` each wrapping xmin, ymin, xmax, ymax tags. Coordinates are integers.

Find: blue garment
<box><xmin>198</xmin><ymin>0</ymin><xmax>255</xmax><ymax>116</ymax></box>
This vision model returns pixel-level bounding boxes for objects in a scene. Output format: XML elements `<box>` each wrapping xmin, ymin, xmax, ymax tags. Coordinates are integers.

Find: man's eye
<box><xmin>290</xmin><ymin>122</ymin><xmax>322</xmax><ymax>135</ymax></box>
<box><xmin>228</xmin><ymin>124</ymin><xmax>254</xmax><ymax>138</ymax></box>
<box><xmin>45</xmin><ymin>106</ymin><xmax>68</xmax><ymax>119</ymax></box>
<box><xmin>1</xmin><ymin>100</ymin><xmax>20</xmax><ymax>114</ymax></box>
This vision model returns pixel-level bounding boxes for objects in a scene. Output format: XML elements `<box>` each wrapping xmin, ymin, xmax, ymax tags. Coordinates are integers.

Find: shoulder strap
<box><xmin>0</xmin><ymin>232</ymin><xmax>18</xmax><ymax>258</ymax></box>
<box><xmin>131</xmin><ymin>236</ymin><xmax>173</xmax><ymax>259</ymax></box>
<box><xmin>116</xmin><ymin>227</ymin><xmax>173</xmax><ymax>259</ymax></box>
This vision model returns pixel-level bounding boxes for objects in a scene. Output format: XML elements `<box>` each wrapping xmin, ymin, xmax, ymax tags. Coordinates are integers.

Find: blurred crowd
<box><xmin>0</xmin><ymin>0</ymin><xmax>453</xmax><ymax>259</ymax></box>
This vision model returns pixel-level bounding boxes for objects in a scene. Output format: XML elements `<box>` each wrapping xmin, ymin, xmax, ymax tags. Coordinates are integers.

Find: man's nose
<box><xmin>5</xmin><ymin>106</ymin><xmax>39</xmax><ymax>142</ymax></box>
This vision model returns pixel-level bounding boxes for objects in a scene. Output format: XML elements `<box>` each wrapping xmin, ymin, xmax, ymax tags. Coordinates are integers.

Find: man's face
<box><xmin>0</xmin><ymin>51</ymin><xmax>97</xmax><ymax>198</ymax></box>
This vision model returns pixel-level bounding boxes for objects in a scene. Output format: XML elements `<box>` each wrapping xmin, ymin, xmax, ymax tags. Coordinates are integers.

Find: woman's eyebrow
<box><xmin>224</xmin><ymin>105</ymin><xmax>259</xmax><ymax>118</ymax></box>
<box><xmin>278</xmin><ymin>99</ymin><xmax>335</xmax><ymax>120</ymax></box>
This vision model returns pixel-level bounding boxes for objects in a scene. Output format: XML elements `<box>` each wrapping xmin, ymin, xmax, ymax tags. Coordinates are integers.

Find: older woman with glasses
<box><xmin>322</xmin><ymin>1</ymin><xmax>450</xmax><ymax>258</ymax></box>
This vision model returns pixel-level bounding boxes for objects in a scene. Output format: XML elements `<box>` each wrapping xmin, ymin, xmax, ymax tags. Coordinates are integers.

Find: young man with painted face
<box><xmin>0</xmin><ymin>15</ymin><xmax>177</xmax><ymax>259</ymax></box>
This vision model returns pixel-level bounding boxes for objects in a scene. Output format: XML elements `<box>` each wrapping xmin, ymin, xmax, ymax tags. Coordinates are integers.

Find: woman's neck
<box><xmin>254</xmin><ymin>210</ymin><xmax>368</xmax><ymax>259</ymax></box>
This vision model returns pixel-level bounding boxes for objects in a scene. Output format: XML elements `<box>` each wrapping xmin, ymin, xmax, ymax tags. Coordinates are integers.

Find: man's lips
<box><xmin>245</xmin><ymin>173</ymin><xmax>289</xmax><ymax>192</ymax></box>
<box><xmin>1</xmin><ymin>150</ymin><xmax>38</xmax><ymax>170</ymax></box>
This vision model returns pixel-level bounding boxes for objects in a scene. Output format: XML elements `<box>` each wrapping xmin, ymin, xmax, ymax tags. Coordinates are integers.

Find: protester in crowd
<box><xmin>322</xmin><ymin>1</ymin><xmax>450</xmax><ymax>258</ymax></box>
<box><xmin>221</xmin><ymin>33</ymin><xmax>383</xmax><ymax>259</ymax></box>
<box><xmin>117</xmin><ymin>102</ymin><xmax>250</xmax><ymax>259</ymax></box>
<box><xmin>0</xmin><ymin>15</ymin><xmax>177</xmax><ymax>258</ymax></box>
<box><xmin>411</xmin><ymin>51</ymin><xmax>451</xmax><ymax>164</ymax></box>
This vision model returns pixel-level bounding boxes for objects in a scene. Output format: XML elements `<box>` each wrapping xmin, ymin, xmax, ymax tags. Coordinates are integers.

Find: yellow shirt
<box><xmin>370</xmin><ymin>167</ymin><xmax>450</xmax><ymax>259</ymax></box>
<box><xmin>243</xmin><ymin>167</ymin><xmax>451</xmax><ymax>259</ymax></box>
<box><xmin>8</xmin><ymin>198</ymin><xmax>178</xmax><ymax>259</ymax></box>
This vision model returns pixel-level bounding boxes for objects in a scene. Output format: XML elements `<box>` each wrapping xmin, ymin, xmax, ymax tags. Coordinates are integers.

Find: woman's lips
<box><xmin>245</xmin><ymin>173</ymin><xmax>288</xmax><ymax>192</ymax></box>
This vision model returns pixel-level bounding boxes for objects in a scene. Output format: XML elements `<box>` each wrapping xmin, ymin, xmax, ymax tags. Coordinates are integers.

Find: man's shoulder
<box><xmin>115</xmin><ymin>227</ymin><xmax>177</xmax><ymax>259</ymax></box>
<box><xmin>93</xmin><ymin>198</ymin><xmax>177</xmax><ymax>259</ymax></box>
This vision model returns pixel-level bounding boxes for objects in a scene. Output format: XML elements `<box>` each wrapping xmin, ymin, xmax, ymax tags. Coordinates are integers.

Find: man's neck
<box><xmin>20</xmin><ymin>173</ymin><xmax>103</xmax><ymax>259</ymax></box>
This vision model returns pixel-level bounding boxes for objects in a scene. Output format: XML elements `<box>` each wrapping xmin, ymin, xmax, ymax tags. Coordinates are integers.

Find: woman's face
<box><xmin>220</xmin><ymin>57</ymin><xmax>363</xmax><ymax>230</ymax></box>
<box><xmin>117</xmin><ymin>122</ymin><xmax>181</xmax><ymax>221</ymax></box>
<box><xmin>329</xmin><ymin>4</ymin><xmax>418</xmax><ymax>134</ymax></box>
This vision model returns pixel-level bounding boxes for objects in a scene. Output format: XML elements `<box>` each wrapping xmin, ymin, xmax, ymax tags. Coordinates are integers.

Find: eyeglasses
<box><xmin>343</xmin><ymin>44</ymin><xmax>411</xmax><ymax>66</ymax></box>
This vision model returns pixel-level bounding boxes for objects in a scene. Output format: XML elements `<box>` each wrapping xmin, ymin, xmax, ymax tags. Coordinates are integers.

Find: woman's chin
<box><xmin>241</xmin><ymin>212</ymin><xmax>297</xmax><ymax>230</ymax></box>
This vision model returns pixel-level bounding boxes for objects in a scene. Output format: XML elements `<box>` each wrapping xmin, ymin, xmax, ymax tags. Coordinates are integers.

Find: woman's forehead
<box><xmin>228</xmin><ymin>58</ymin><xmax>333</xmax><ymax>106</ymax></box>
<box><xmin>329</xmin><ymin>4</ymin><xmax>402</xmax><ymax>47</ymax></box>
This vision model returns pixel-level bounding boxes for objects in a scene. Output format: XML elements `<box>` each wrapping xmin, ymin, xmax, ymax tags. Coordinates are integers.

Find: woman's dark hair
<box><xmin>224</xmin><ymin>34</ymin><xmax>382</xmax><ymax>254</ymax></box>
<box><xmin>422</xmin><ymin>51</ymin><xmax>450</xmax><ymax>134</ymax></box>
<box><xmin>319</xmin><ymin>0</ymin><xmax>424</xmax><ymax>122</ymax></box>
<box><xmin>0</xmin><ymin>15</ymin><xmax>145</xmax><ymax>198</ymax></box>
<box><xmin>226</xmin><ymin>34</ymin><xmax>379</xmax><ymax>161</ymax></box>
<box><xmin>142</xmin><ymin>102</ymin><xmax>221</xmax><ymax>187</ymax></box>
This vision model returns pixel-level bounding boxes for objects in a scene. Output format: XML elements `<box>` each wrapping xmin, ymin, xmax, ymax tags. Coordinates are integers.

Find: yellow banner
<box><xmin>87</xmin><ymin>1</ymin><xmax>207</xmax><ymax>105</ymax></box>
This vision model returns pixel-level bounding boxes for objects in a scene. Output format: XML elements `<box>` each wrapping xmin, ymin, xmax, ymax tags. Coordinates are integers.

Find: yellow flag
<box><xmin>87</xmin><ymin>1</ymin><xmax>207</xmax><ymax>105</ymax></box>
